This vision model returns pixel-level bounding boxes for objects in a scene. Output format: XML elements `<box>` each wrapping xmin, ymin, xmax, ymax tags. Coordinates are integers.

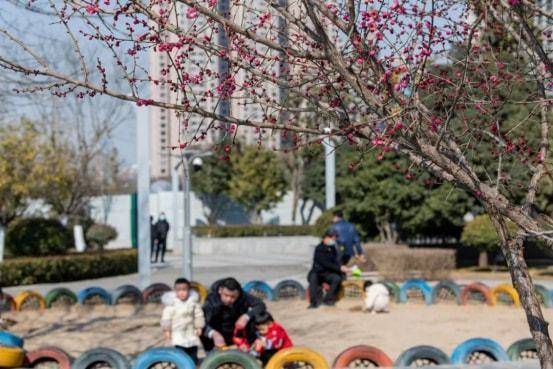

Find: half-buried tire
<box><xmin>534</xmin><ymin>284</ymin><xmax>552</xmax><ymax>307</ymax></box>
<box><xmin>507</xmin><ymin>338</ymin><xmax>538</xmax><ymax>361</ymax></box>
<box><xmin>491</xmin><ymin>284</ymin><xmax>520</xmax><ymax>307</ymax></box>
<box><xmin>77</xmin><ymin>287</ymin><xmax>112</xmax><ymax>305</ymax></box>
<box><xmin>243</xmin><ymin>280</ymin><xmax>275</xmax><ymax>301</ymax></box>
<box><xmin>460</xmin><ymin>283</ymin><xmax>493</xmax><ymax>305</ymax></box>
<box><xmin>0</xmin><ymin>330</ymin><xmax>24</xmax><ymax>348</ymax></box>
<box><xmin>399</xmin><ymin>279</ymin><xmax>432</xmax><ymax>305</ymax></box>
<box><xmin>201</xmin><ymin>349</ymin><xmax>261</xmax><ymax>369</ymax></box>
<box><xmin>24</xmin><ymin>346</ymin><xmax>72</xmax><ymax>369</ymax></box>
<box><xmin>191</xmin><ymin>282</ymin><xmax>208</xmax><ymax>303</ymax></box>
<box><xmin>431</xmin><ymin>280</ymin><xmax>461</xmax><ymax>305</ymax></box>
<box><xmin>142</xmin><ymin>283</ymin><xmax>172</xmax><ymax>304</ymax></box>
<box><xmin>112</xmin><ymin>285</ymin><xmax>143</xmax><ymax>305</ymax></box>
<box><xmin>0</xmin><ymin>346</ymin><xmax>25</xmax><ymax>368</ymax></box>
<box><xmin>267</xmin><ymin>347</ymin><xmax>329</xmax><ymax>369</ymax></box>
<box><xmin>73</xmin><ymin>347</ymin><xmax>130</xmax><ymax>369</ymax></box>
<box><xmin>274</xmin><ymin>279</ymin><xmax>306</xmax><ymax>300</ymax></box>
<box><xmin>333</xmin><ymin>345</ymin><xmax>393</xmax><ymax>368</ymax></box>
<box><xmin>133</xmin><ymin>347</ymin><xmax>195</xmax><ymax>369</ymax></box>
<box><xmin>395</xmin><ymin>345</ymin><xmax>451</xmax><ymax>366</ymax></box>
<box><xmin>45</xmin><ymin>288</ymin><xmax>77</xmax><ymax>308</ymax></box>
<box><xmin>451</xmin><ymin>338</ymin><xmax>509</xmax><ymax>364</ymax></box>
<box><xmin>0</xmin><ymin>292</ymin><xmax>16</xmax><ymax>312</ymax></box>
<box><xmin>14</xmin><ymin>291</ymin><xmax>46</xmax><ymax>311</ymax></box>
<box><xmin>380</xmin><ymin>281</ymin><xmax>400</xmax><ymax>303</ymax></box>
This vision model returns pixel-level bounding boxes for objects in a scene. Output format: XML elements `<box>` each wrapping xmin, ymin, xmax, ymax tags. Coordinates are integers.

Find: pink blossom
<box><xmin>208</xmin><ymin>0</ymin><xmax>217</xmax><ymax>6</ymax></box>
<box><xmin>186</xmin><ymin>7</ymin><xmax>199</xmax><ymax>19</ymax></box>
<box><xmin>85</xmin><ymin>4</ymin><xmax>99</xmax><ymax>14</ymax></box>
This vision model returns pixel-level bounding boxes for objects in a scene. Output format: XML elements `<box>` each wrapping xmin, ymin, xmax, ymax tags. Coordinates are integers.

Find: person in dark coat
<box><xmin>150</xmin><ymin>216</ymin><xmax>158</xmax><ymax>263</ymax></box>
<box><xmin>154</xmin><ymin>213</ymin><xmax>170</xmax><ymax>263</ymax></box>
<box><xmin>307</xmin><ymin>230</ymin><xmax>350</xmax><ymax>309</ymax></box>
<box><xmin>330</xmin><ymin>210</ymin><xmax>366</xmax><ymax>265</ymax></box>
<box><xmin>201</xmin><ymin>277</ymin><xmax>266</xmax><ymax>352</ymax></box>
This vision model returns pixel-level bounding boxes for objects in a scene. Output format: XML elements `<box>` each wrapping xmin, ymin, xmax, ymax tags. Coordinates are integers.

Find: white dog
<box><xmin>364</xmin><ymin>282</ymin><xmax>390</xmax><ymax>313</ymax></box>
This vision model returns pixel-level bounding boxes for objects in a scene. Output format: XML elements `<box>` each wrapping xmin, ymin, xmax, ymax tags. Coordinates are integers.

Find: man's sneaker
<box><xmin>322</xmin><ymin>301</ymin><xmax>336</xmax><ymax>307</ymax></box>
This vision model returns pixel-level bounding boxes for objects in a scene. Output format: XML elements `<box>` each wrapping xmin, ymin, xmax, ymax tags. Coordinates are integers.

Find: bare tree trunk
<box><xmin>478</xmin><ymin>250</ymin><xmax>488</xmax><ymax>268</ymax></box>
<box><xmin>489</xmin><ymin>212</ymin><xmax>553</xmax><ymax>369</ymax></box>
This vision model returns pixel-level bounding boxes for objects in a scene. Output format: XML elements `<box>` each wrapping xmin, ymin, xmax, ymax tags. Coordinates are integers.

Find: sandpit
<box><xmin>2</xmin><ymin>300</ymin><xmax>545</xmax><ymax>363</ymax></box>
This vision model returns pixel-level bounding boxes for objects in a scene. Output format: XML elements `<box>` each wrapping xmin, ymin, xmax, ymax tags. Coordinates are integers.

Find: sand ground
<box><xmin>2</xmin><ymin>299</ymin><xmax>546</xmax><ymax>364</ymax></box>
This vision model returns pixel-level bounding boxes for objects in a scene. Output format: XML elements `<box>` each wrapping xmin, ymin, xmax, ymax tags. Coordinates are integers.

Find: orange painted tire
<box><xmin>491</xmin><ymin>284</ymin><xmax>520</xmax><ymax>307</ymax></box>
<box><xmin>333</xmin><ymin>345</ymin><xmax>394</xmax><ymax>368</ymax></box>
<box><xmin>266</xmin><ymin>347</ymin><xmax>329</xmax><ymax>369</ymax></box>
<box><xmin>14</xmin><ymin>291</ymin><xmax>46</xmax><ymax>311</ymax></box>
<box><xmin>24</xmin><ymin>346</ymin><xmax>72</xmax><ymax>369</ymax></box>
<box><xmin>461</xmin><ymin>283</ymin><xmax>493</xmax><ymax>305</ymax></box>
<box><xmin>191</xmin><ymin>282</ymin><xmax>208</xmax><ymax>303</ymax></box>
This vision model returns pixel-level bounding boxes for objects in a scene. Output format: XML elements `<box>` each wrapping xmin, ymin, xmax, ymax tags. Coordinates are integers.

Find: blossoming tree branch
<box><xmin>1</xmin><ymin>0</ymin><xmax>553</xmax><ymax>365</ymax></box>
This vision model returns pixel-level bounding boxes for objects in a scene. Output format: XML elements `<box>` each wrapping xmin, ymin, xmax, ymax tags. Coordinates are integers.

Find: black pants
<box><xmin>260</xmin><ymin>349</ymin><xmax>279</xmax><ymax>365</ymax></box>
<box><xmin>150</xmin><ymin>238</ymin><xmax>157</xmax><ymax>262</ymax></box>
<box><xmin>308</xmin><ymin>271</ymin><xmax>342</xmax><ymax>305</ymax></box>
<box><xmin>154</xmin><ymin>237</ymin><xmax>167</xmax><ymax>262</ymax></box>
<box><xmin>175</xmin><ymin>345</ymin><xmax>199</xmax><ymax>364</ymax></box>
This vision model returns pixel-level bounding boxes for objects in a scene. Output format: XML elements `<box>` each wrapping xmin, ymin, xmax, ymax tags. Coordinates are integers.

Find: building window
<box><xmin>161</xmin><ymin>169</ymin><xmax>166</xmax><ymax>174</ymax></box>
<box><xmin>161</xmin><ymin>123</ymin><xmax>166</xmax><ymax>128</ymax></box>
<box><xmin>161</xmin><ymin>139</ymin><xmax>166</xmax><ymax>144</ymax></box>
<box><xmin>161</xmin><ymin>115</ymin><xmax>166</xmax><ymax>120</ymax></box>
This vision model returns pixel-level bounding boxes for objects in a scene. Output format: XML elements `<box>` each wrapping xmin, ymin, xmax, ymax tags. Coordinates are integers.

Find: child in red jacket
<box><xmin>251</xmin><ymin>312</ymin><xmax>293</xmax><ymax>364</ymax></box>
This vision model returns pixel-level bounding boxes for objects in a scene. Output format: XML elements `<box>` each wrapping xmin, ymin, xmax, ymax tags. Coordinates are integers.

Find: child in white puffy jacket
<box><xmin>161</xmin><ymin>278</ymin><xmax>205</xmax><ymax>364</ymax></box>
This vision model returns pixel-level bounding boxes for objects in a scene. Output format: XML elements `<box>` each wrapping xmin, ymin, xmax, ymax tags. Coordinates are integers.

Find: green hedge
<box><xmin>0</xmin><ymin>250</ymin><xmax>137</xmax><ymax>287</ymax></box>
<box><xmin>193</xmin><ymin>225</ymin><xmax>315</xmax><ymax>237</ymax></box>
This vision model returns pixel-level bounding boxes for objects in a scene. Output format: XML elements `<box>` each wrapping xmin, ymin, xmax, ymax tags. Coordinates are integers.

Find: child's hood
<box><xmin>161</xmin><ymin>289</ymin><xmax>200</xmax><ymax>306</ymax></box>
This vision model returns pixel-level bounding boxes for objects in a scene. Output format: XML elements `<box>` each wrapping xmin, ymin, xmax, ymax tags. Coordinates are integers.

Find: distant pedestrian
<box><xmin>150</xmin><ymin>216</ymin><xmax>158</xmax><ymax>263</ymax></box>
<box><xmin>330</xmin><ymin>210</ymin><xmax>366</xmax><ymax>265</ymax></box>
<box><xmin>154</xmin><ymin>213</ymin><xmax>170</xmax><ymax>263</ymax></box>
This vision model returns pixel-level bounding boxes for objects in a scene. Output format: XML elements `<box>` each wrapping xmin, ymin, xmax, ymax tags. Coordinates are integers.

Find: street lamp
<box><xmin>323</xmin><ymin>127</ymin><xmax>336</xmax><ymax>209</ymax></box>
<box><xmin>174</xmin><ymin>150</ymin><xmax>213</xmax><ymax>280</ymax></box>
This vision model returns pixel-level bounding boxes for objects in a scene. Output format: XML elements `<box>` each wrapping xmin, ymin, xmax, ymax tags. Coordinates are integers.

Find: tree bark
<box><xmin>478</xmin><ymin>250</ymin><xmax>489</xmax><ymax>268</ymax></box>
<box><xmin>488</xmin><ymin>212</ymin><xmax>553</xmax><ymax>369</ymax></box>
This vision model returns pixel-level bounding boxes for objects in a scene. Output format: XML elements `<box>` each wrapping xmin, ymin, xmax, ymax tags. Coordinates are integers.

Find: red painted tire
<box><xmin>333</xmin><ymin>345</ymin><xmax>394</xmax><ymax>368</ymax></box>
<box><xmin>24</xmin><ymin>346</ymin><xmax>72</xmax><ymax>369</ymax></box>
<box><xmin>461</xmin><ymin>282</ymin><xmax>493</xmax><ymax>305</ymax></box>
<box><xmin>142</xmin><ymin>283</ymin><xmax>171</xmax><ymax>304</ymax></box>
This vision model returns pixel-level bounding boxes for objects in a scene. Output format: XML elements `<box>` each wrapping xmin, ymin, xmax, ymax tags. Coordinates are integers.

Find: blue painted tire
<box><xmin>112</xmin><ymin>285</ymin><xmax>143</xmax><ymax>305</ymax></box>
<box><xmin>132</xmin><ymin>347</ymin><xmax>195</xmax><ymax>369</ymax></box>
<box><xmin>399</xmin><ymin>279</ymin><xmax>432</xmax><ymax>305</ymax></box>
<box><xmin>77</xmin><ymin>287</ymin><xmax>112</xmax><ymax>305</ymax></box>
<box><xmin>431</xmin><ymin>280</ymin><xmax>462</xmax><ymax>305</ymax></box>
<box><xmin>274</xmin><ymin>279</ymin><xmax>306</xmax><ymax>300</ymax></box>
<box><xmin>0</xmin><ymin>331</ymin><xmax>24</xmax><ymax>348</ymax></box>
<box><xmin>451</xmin><ymin>338</ymin><xmax>509</xmax><ymax>364</ymax></box>
<box><xmin>243</xmin><ymin>280</ymin><xmax>275</xmax><ymax>301</ymax></box>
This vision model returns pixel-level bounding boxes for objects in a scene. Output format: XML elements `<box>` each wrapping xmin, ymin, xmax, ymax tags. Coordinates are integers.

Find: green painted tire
<box><xmin>45</xmin><ymin>288</ymin><xmax>77</xmax><ymax>308</ymax></box>
<box><xmin>201</xmin><ymin>350</ymin><xmax>261</xmax><ymax>369</ymax></box>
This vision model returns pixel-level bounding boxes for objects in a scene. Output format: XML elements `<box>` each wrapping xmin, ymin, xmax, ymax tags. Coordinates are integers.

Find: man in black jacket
<box><xmin>154</xmin><ymin>213</ymin><xmax>170</xmax><ymax>263</ymax></box>
<box><xmin>307</xmin><ymin>230</ymin><xmax>350</xmax><ymax>309</ymax></box>
<box><xmin>201</xmin><ymin>277</ymin><xmax>266</xmax><ymax>351</ymax></box>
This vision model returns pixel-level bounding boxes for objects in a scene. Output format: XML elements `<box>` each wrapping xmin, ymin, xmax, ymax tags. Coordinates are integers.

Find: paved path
<box><xmin>3</xmin><ymin>253</ymin><xmax>311</xmax><ymax>296</ymax></box>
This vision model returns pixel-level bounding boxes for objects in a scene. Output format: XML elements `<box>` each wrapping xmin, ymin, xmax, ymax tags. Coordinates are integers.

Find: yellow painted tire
<box><xmin>14</xmin><ymin>291</ymin><xmax>46</xmax><ymax>311</ymax></box>
<box><xmin>491</xmin><ymin>284</ymin><xmax>520</xmax><ymax>307</ymax></box>
<box><xmin>341</xmin><ymin>280</ymin><xmax>365</xmax><ymax>300</ymax></box>
<box><xmin>0</xmin><ymin>346</ymin><xmax>25</xmax><ymax>367</ymax></box>
<box><xmin>191</xmin><ymin>282</ymin><xmax>208</xmax><ymax>303</ymax></box>
<box><xmin>266</xmin><ymin>347</ymin><xmax>329</xmax><ymax>369</ymax></box>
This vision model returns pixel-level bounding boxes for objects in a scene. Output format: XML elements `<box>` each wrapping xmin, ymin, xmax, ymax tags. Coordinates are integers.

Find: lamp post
<box><xmin>174</xmin><ymin>150</ymin><xmax>212</xmax><ymax>280</ymax></box>
<box><xmin>323</xmin><ymin>128</ymin><xmax>336</xmax><ymax>209</ymax></box>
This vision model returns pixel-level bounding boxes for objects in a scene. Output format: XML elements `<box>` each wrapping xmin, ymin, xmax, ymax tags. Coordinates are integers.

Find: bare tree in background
<box><xmin>0</xmin><ymin>0</ymin><xmax>553</xmax><ymax>365</ymax></box>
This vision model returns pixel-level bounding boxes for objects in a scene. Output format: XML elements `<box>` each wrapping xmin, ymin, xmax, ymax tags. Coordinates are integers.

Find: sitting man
<box><xmin>307</xmin><ymin>230</ymin><xmax>350</xmax><ymax>309</ymax></box>
<box><xmin>201</xmin><ymin>277</ymin><xmax>266</xmax><ymax>351</ymax></box>
<box><xmin>364</xmin><ymin>281</ymin><xmax>390</xmax><ymax>313</ymax></box>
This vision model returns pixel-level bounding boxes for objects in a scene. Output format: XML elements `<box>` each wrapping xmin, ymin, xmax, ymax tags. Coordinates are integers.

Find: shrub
<box><xmin>6</xmin><ymin>217</ymin><xmax>73</xmax><ymax>257</ymax></box>
<box><xmin>86</xmin><ymin>224</ymin><xmax>118</xmax><ymax>250</ymax></box>
<box><xmin>0</xmin><ymin>249</ymin><xmax>137</xmax><ymax>287</ymax></box>
<box><xmin>461</xmin><ymin>214</ymin><xmax>517</xmax><ymax>251</ymax></box>
<box><xmin>357</xmin><ymin>244</ymin><xmax>456</xmax><ymax>280</ymax></box>
<box><xmin>193</xmin><ymin>224</ymin><xmax>314</xmax><ymax>237</ymax></box>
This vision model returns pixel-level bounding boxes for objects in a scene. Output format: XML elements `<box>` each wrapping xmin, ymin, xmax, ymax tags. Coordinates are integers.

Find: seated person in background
<box><xmin>364</xmin><ymin>281</ymin><xmax>390</xmax><ymax>314</ymax></box>
<box><xmin>201</xmin><ymin>277</ymin><xmax>266</xmax><ymax>351</ymax></box>
<box><xmin>251</xmin><ymin>311</ymin><xmax>293</xmax><ymax>364</ymax></box>
<box><xmin>161</xmin><ymin>278</ymin><xmax>205</xmax><ymax>364</ymax></box>
<box><xmin>307</xmin><ymin>230</ymin><xmax>350</xmax><ymax>309</ymax></box>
